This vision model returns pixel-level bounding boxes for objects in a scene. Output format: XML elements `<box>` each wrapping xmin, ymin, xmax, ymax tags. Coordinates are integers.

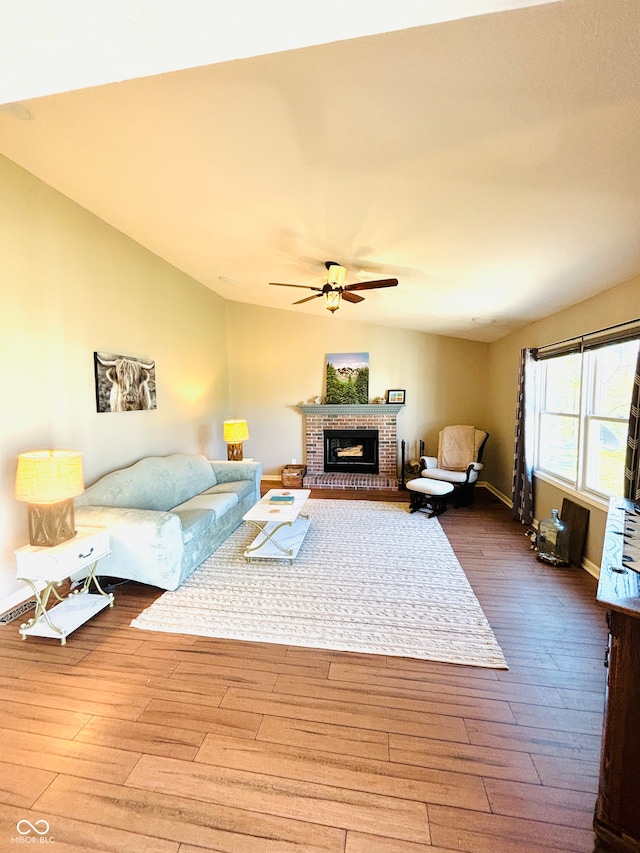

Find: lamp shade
<box><xmin>15</xmin><ymin>450</ymin><xmax>84</xmax><ymax>504</ymax></box>
<box><xmin>326</xmin><ymin>264</ymin><xmax>347</xmax><ymax>286</ymax></box>
<box><xmin>223</xmin><ymin>419</ymin><xmax>249</xmax><ymax>443</ymax></box>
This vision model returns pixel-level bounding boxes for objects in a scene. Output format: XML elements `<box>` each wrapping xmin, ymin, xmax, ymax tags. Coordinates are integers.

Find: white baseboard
<box><xmin>581</xmin><ymin>558</ymin><xmax>600</xmax><ymax>579</ymax></box>
<box><xmin>0</xmin><ymin>581</ymin><xmax>44</xmax><ymax>623</ymax></box>
<box><xmin>478</xmin><ymin>481</ymin><xmax>512</xmax><ymax>506</ymax></box>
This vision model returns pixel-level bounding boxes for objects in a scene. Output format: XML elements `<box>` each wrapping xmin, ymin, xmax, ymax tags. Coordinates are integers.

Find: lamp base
<box><xmin>227</xmin><ymin>442</ymin><xmax>244</xmax><ymax>461</ymax></box>
<box><xmin>27</xmin><ymin>499</ymin><xmax>76</xmax><ymax>547</ymax></box>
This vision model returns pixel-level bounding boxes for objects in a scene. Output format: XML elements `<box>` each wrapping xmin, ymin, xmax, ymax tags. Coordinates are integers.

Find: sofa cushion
<box><xmin>171</xmin><ymin>493</ymin><xmax>239</xmax><ymax>543</ymax></box>
<box><xmin>76</xmin><ymin>453</ymin><xmax>216</xmax><ymax>512</ymax></box>
<box><xmin>203</xmin><ymin>480</ymin><xmax>255</xmax><ymax>502</ymax></box>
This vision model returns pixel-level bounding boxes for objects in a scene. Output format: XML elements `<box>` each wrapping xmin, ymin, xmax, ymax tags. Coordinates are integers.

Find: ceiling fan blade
<box><xmin>269</xmin><ymin>282</ymin><xmax>322</xmax><ymax>291</ymax></box>
<box><xmin>341</xmin><ymin>290</ymin><xmax>365</xmax><ymax>303</ymax></box>
<box><xmin>293</xmin><ymin>293</ymin><xmax>323</xmax><ymax>305</ymax></box>
<box><xmin>344</xmin><ymin>278</ymin><xmax>398</xmax><ymax>292</ymax></box>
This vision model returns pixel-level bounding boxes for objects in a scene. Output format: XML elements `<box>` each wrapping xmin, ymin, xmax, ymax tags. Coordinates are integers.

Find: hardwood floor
<box><xmin>0</xmin><ymin>489</ymin><xmax>607</xmax><ymax>852</ymax></box>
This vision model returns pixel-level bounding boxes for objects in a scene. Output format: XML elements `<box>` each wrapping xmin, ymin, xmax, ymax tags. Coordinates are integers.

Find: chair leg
<box><xmin>428</xmin><ymin>495</ymin><xmax>448</xmax><ymax>517</ymax></box>
<box><xmin>408</xmin><ymin>491</ymin><xmax>424</xmax><ymax>513</ymax></box>
<box><xmin>408</xmin><ymin>490</ymin><xmax>447</xmax><ymax>518</ymax></box>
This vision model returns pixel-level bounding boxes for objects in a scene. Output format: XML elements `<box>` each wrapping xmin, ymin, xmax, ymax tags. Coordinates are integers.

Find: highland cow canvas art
<box><xmin>94</xmin><ymin>351</ymin><xmax>157</xmax><ymax>413</ymax></box>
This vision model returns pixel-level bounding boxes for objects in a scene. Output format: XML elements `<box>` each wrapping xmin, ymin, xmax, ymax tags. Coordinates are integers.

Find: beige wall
<box><xmin>487</xmin><ymin>276</ymin><xmax>640</xmax><ymax>567</ymax></box>
<box><xmin>0</xmin><ymin>156</ymin><xmax>230</xmax><ymax>601</ymax></box>
<box><xmin>3</xmin><ymin>152</ymin><xmax>639</xmax><ymax>605</ymax></box>
<box><xmin>225</xmin><ymin>301</ymin><xmax>490</xmax><ymax>477</ymax></box>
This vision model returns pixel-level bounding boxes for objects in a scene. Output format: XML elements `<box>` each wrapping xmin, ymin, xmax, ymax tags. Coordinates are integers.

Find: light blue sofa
<box><xmin>74</xmin><ymin>453</ymin><xmax>262</xmax><ymax>590</ymax></box>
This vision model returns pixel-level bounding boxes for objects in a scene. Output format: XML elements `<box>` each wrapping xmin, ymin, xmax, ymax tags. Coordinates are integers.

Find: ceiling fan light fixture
<box><xmin>323</xmin><ymin>289</ymin><xmax>341</xmax><ymax>313</ymax></box>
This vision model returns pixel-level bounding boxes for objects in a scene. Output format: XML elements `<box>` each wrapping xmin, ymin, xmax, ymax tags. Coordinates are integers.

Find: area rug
<box><xmin>131</xmin><ymin>499</ymin><xmax>507</xmax><ymax>668</ymax></box>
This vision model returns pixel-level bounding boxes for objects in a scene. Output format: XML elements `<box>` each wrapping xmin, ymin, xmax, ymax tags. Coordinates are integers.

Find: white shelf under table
<box><xmin>18</xmin><ymin>591</ymin><xmax>113</xmax><ymax>640</ymax></box>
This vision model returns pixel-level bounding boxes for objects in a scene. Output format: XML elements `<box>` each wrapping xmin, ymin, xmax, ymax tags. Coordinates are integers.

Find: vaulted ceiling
<box><xmin>1</xmin><ymin>0</ymin><xmax>639</xmax><ymax>341</ymax></box>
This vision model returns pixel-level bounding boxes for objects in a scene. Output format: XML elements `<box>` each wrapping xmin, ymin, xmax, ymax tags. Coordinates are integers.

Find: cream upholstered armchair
<box><xmin>419</xmin><ymin>425</ymin><xmax>489</xmax><ymax>508</ymax></box>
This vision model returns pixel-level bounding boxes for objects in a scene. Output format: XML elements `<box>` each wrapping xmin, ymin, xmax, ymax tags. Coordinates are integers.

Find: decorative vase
<box><xmin>537</xmin><ymin>509</ymin><xmax>570</xmax><ymax>566</ymax></box>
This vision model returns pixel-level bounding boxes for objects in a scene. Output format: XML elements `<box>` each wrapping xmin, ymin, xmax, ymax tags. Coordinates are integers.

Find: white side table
<box><xmin>15</xmin><ymin>526</ymin><xmax>112</xmax><ymax>645</ymax></box>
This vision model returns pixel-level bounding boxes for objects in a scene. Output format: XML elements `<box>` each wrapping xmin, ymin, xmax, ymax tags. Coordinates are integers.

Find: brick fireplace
<box><xmin>297</xmin><ymin>404</ymin><xmax>403</xmax><ymax>490</ymax></box>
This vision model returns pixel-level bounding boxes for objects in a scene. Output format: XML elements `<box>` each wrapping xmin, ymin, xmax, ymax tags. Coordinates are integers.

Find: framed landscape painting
<box><xmin>325</xmin><ymin>353</ymin><xmax>369</xmax><ymax>404</ymax></box>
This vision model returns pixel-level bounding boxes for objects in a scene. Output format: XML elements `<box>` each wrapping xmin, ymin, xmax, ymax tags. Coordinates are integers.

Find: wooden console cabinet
<box><xmin>594</xmin><ymin>498</ymin><xmax>640</xmax><ymax>852</ymax></box>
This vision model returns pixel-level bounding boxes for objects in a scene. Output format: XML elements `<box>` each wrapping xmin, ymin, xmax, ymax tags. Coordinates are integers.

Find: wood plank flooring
<box><xmin>0</xmin><ymin>489</ymin><xmax>607</xmax><ymax>852</ymax></box>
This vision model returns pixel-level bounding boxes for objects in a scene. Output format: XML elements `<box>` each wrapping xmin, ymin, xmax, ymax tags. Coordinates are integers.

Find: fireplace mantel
<box><xmin>297</xmin><ymin>404</ymin><xmax>403</xmax><ymax>415</ymax></box>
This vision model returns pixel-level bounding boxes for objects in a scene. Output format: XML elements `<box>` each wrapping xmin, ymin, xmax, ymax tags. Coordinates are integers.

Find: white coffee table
<box><xmin>243</xmin><ymin>488</ymin><xmax>311</xmax><ymax>562</ymax></box>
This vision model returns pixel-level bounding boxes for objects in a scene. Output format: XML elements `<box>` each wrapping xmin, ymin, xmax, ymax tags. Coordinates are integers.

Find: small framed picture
<box><xmin>387</xmin><ymin>389</ymin><xmax>406</xmax><ymax>404</ymax></box>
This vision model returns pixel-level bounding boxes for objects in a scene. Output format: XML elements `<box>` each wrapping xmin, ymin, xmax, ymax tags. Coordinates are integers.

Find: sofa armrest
<box><xmin>209</xmin><ymin>461</ymin><xmax>262</xmax><ymax>506</ymax></box>
<box><xmin>209</xmin><ymin>459</ymin><xmax>262</xmax><ymax>484</ymax></box>
<box><xmin>73</xmin><ymin>505</ymin><xmax>185</xmax><ymax>588</ymax></box>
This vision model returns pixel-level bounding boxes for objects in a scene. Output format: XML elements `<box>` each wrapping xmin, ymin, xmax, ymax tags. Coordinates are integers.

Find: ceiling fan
<box><xmin>269</xmin><ymin>261</ymin><xmax>398</xmax><ymax>313</ymax></box>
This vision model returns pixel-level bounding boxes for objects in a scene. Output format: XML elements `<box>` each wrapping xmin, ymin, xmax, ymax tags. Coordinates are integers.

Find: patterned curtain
<box><xmin>512</xmin><ymin>347</ymin><xmax>538</xmax><ymax>525</ymax></box>
<box><xmin>624</xmin><ymin>342</ymin><xmax>640</xmax><ymax>503</ymax></box>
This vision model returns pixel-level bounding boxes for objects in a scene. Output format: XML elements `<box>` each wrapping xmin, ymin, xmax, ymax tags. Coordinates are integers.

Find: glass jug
<box><xmin>537</xmin><ymin>509</ymin><xmax>570</xmax><ymax>566</ymax></box>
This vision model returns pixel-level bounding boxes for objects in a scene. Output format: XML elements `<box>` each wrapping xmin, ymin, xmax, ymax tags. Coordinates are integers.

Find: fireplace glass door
<box><xmin>324</xmin><ymin>429</ymin><xmax>379</xmax><ymax>474</ymax></box>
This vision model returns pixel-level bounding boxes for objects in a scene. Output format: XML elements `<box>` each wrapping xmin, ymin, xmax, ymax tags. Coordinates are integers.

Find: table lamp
<box><xmin>223</xmin><ymin>419</ymin><xmax>249</xmax><ymax>461</ymax></box>
<box><xmin>15</xmin><ymin>450</ymin><xmax>85</xmax><ymax>547</ymax></box>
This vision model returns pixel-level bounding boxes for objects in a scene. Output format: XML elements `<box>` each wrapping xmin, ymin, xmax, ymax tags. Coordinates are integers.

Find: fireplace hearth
<box><xmin>324</xmin><ymin>429</ymin><xmax>379</xmax><ymax>474</ymax></box>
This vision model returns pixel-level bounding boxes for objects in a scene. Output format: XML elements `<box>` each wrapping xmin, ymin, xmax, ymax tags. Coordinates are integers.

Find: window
<box><xmin>536</xmin><ymin>339</ymin><xmax>638</xmax><ymax>500</ymax></box>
